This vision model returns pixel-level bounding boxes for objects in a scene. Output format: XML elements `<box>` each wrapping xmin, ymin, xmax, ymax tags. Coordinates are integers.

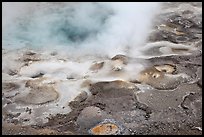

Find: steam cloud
<box><xmin>3</xmin><ymin>2</ymin><xmax>161</xmax><ymax>57</ymax></box>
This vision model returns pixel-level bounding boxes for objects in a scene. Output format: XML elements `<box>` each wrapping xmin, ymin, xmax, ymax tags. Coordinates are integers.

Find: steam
<box><xmin>3</xmin><ymin>2</ymin><xmax>161</xmax><ymax>57</ymax></box>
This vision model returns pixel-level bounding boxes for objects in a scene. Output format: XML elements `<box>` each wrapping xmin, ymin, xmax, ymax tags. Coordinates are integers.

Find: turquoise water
<box><xmin>3</xmin><ymin>3</ymin><xmax>114</xmax><ymax>49</ymax></box>
<box><xmin>3</xmin><ymin>2</ymin><xmax>160</xmax><ymax>57</ymax></box>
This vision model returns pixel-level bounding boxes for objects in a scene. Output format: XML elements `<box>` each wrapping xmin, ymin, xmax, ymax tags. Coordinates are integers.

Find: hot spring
<box><xmin>2</xmin><ymin>2</ymin><xmax>161</xmax><ymax>57</ymax></box>
<box><xmin>2</xmin><ymin>3</ymin><xmax>202</xmax><ymax>132</ymax></box>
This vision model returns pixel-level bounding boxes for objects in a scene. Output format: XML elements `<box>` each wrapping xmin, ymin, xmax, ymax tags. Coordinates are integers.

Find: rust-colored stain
<box><xmin>91</xmin><ymin>123</ymin><xmax>119</xmax><ymax>135</ymax></box>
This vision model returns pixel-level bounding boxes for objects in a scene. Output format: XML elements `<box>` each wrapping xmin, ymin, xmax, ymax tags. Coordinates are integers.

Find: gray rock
<box><xmin>16</xmin><ymin>79</ymin><xmax>58</xmax><ymax>105</ymax></box>
<box><xmin>69</xmin><ymin>91</ymin><xmax>88</xmax><ymax>109</ymax></box>
<box><xmin>76</xmin><ymin>106</ymin><xmax>110</xmax><ymax>134</ymax></box>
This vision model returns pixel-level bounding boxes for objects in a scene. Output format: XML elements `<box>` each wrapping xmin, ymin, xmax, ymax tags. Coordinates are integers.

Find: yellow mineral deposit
<box><xmin>103</xmin><ymin>80</ymin><xmax>137</xmax><ymax>90</ymax></box>
<box><xmin>138</xmin><ymin>67</ymin><xmax>164</xmax><ymax>83</ymax></box>
<box><xmin>158</xmin><ymin>24</ymin><xmax>186</xmax><ymax>35</ymax></box>
<box><xmin>154</xmin><ymin>64</ymin><xmax>176</xmax><ymax>74</ymax></box>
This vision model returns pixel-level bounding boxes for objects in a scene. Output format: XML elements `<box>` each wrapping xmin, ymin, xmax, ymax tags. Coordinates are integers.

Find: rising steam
<box><xmin>2</xmin><ymin>2</ymin><xmax>161</xmax><ymax>57</ymax></box>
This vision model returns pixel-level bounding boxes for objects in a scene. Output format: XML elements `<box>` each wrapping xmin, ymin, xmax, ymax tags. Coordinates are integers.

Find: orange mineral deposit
<box><xmin>91</xmin><ymin>123</ymin><xmax>119</xmax><ymax>135</ymax></box>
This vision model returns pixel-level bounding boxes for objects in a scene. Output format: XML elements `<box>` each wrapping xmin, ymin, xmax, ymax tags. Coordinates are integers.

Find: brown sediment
<box><xmin>2</xmin><ymin>122</ymin><xmax>73</xmax><ymax>135</ymax></box>
<box><xmin>90</xmin><ymin>80</ymin><xmax>138</xmax><ymax>92</ymax></box>
<box><xmin>69</xmin><ymin>91</ymin><xmax>88</xmax><ymax>109</ymax></box>
<box><xmin>80</xmin><ymin>80</ymin><xmax>92</xmax><ymax>88</ymax></box>
<box><xmin>171</xmin><ymin>47</ymin><xmax>189</xmax><ymax>52</ymax></box>
<box><xmin>2</xmin><ymin>83</ymin><xmax>19</xmax><ymax>92</ymax></box>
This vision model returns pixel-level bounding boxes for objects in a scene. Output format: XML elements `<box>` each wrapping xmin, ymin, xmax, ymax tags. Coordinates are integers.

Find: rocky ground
<box><xmin>2</xmin><ymin>2</ymin><xmax>202</xmax><ymax>135</ymax></box>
